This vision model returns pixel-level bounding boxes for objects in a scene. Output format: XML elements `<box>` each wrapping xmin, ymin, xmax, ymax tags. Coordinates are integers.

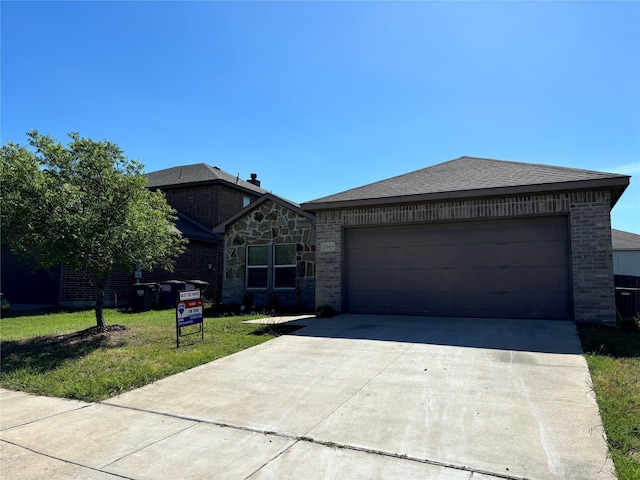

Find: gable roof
<box><xmin>146</xmin><ymin>163</ymin><xmax>267</xmax><ymax>195</ymax></box>
<box><xmin>212</xmin><ymin>193</ymin><xmax>315</xmax><ymax>234</ymax></box>
<box><xmin>612</xmin><ymin>229</ymin><xmax>640</xmax><ymax>250</ymax></box>
<box><xmin>301</xmin><ymin>156</ymin><xmax>630</xmax><ymax>211</ymax></box>
<box><xmin>173</xmin><ymin>213</ymin><xmax>222</xmax><ymax>244</ymax></box>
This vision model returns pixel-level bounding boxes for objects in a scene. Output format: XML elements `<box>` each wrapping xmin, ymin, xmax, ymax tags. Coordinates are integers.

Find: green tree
<box><xmin>1</xmin><ymin>130</ymin><xmax>187</xmax><ymax>327</ymax></box>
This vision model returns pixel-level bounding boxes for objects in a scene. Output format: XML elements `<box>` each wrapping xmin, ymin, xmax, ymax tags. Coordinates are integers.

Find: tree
<box><xmin>1</xmin><ymin>130</ymin><xmax>187</xmax><ymax>328</ymax></box>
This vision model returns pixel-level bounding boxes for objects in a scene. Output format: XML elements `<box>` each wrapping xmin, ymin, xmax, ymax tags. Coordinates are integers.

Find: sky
<box><xmin>2</xmin><ymin>1</ymin><xmax>639</xmax><ymax>233</ymax></box>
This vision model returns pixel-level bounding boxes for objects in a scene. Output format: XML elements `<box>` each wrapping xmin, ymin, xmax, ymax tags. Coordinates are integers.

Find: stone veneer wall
<box><xmin>315</xmin><ymin>191</ymin><xmax>616</xmax><ymax>325</ymax></box>
<box><xmin>223</xmin><ymin>200</ymin><xmax>315</xmax><ymax>310</ymax></box>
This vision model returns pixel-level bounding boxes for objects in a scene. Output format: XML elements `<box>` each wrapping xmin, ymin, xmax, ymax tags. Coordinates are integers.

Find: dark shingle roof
<box><xmin>173</xmin><ymin>213</ymin><xmax>221</xmax><ymax>244</ymax></box>
<box><xmin>147</xmin><ymin>163</ymin><xmax>267</xmax><ymax>195</ymax></box>
<box><xmin>302</xmin><ymin>156</ymin><xmax>630</xmax><ymax>210</ymax></box>
<box><xmin>612</xmin><ymin>229</ymin><xmax>640</xmax><ymax>250</ymax></box>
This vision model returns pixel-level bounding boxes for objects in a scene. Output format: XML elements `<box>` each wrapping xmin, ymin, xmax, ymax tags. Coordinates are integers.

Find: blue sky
<box><xmin>2</xmin><ymin>1</ymin><xmax>639</xmax><ymax>233</ymax></box>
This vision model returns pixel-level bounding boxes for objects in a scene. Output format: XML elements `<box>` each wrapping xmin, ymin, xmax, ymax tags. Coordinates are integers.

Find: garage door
<box><xmin>345</xmin><ymin>216</ymin><xmax>571</xmax><ymax>319</ymax></box>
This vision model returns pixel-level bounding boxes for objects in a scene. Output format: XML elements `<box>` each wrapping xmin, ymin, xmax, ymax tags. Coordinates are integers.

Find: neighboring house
<box><xmin>612</xmin><ymin>229</ymin><xmax>640</xmax><ymax>277</ymax></box>
<box><xmin>301</xmin><ymin>156</ymin><xmax>630</xmax><ymax>326</ymax></box>
<box><xmin>140</xmin><ymin>163</ymin><xmax>269</xmax><ymax>302</ymax></box>
<box><xmin>5</xmin><ymin>164</ymin><xmax>268</xmax><ymax>308</ymax></box>
<box><xmin>1</xmin><ymin>245</ymin><xmax>61</xmax><ymax>305</ymax></box>
<box><xmin>213</xmin><ymin>193</ymin><xmax>316</xmax><ymax>310</ymax></box>
<box><xmin>57</xmin><ymin>212</ymin><xmax>223</xmax><ymax>308</ymax></box>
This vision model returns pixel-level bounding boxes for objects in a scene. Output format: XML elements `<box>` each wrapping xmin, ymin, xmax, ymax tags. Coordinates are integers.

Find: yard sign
<box><xmin>176</xmin><ymin>289</ymin><xmax>204</xmax><ymax>347</ymax></box>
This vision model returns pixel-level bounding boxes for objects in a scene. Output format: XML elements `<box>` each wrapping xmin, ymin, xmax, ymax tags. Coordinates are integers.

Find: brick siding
<box><xmin>161</xmin><ymin>184</ymin><xmax>261</xmax><ymax>230</ymax></box>
<box><xmin>59</xmin><ymin>267</ymin><xmax>134</xmax><ymax>308</ymax></box>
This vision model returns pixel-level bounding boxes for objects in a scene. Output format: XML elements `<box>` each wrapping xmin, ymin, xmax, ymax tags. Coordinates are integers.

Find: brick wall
<box><xmin>59</xmin><ymin>267</ymin><xmax>134</xmax><ymax>308</ymax></box>
<box><xmin>222</xmin><ymin>200</ymin><xmax>315</xmax><ymax>310</ymax></box>
<box><xmin>314</xmin><ymin>191</ymin><xmax>616</xmax><ymax>325</ymax></box>
<box><xmin>569</xmin><ymin>191</ymin><xmax>615</xmax><ymax>324</ymax></box>
<box><xmin>161</xmin><ymin>184</ymin><xmax>260</xmax><ymax>230</ymax></box>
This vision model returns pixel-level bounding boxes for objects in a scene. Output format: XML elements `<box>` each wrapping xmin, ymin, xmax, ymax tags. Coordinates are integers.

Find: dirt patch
<box><xmin>251</xmin><ymin>324</ymin><xmax>304</xmax><ymax>336</ymax></box>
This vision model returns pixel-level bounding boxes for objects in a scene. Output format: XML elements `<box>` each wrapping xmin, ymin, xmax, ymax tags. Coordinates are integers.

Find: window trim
<box><xmin>245</xmin><ymin>243</ymin><xmax>298</xmax><ymax>290</ymax></box>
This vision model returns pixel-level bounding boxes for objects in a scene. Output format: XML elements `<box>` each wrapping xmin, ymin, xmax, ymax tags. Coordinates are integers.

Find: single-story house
<box><xmin>213</xmin><ymin>193</ymin><xmax>315</xmax><ymax>310</ymax></box>
<box><xmin>612</xmin><ymin>229</ymin><xmax>640</xmax><ymax>277</ymax></box>
<box><xmin>301</xmin><ymin>156</ymin><xmax>630</xmax><ymax>325</ymax></box>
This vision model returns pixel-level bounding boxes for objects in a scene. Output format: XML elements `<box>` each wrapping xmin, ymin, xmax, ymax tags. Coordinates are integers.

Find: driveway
<box><xmin>1</xmin><ymin>315</ymin><xmax>614</xmax><ymax>479</ymax></box>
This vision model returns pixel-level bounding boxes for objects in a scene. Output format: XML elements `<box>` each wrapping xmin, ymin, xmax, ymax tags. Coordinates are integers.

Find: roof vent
<box><xmin>247</xmin><ymin>173</ymin><xmax>261</xmax><ymax>187</ymax></box>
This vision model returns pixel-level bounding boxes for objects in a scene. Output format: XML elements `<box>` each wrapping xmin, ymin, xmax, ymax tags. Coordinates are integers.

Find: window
<box><xmin>245</xmin><ymin>243</ymin><xmax>297</xmax><ymax>290</ymax></box>
<box><xmin>274</xmin><ymin>244</ymin><xmax>296</xmax><ymax>289</ymax></box>
<box><xmin>243</xmin><ymin>196</ymin><xmax>251</xmax><ymax>208</ymax></box>
<box><xmin>247</xmin><ymin>245</ymin><xmax>268</xmax><ymax>288</ymax></box>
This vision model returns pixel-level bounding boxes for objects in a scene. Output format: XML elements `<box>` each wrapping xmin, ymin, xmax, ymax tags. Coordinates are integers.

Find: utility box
<box><xmin>159</xmin><ymin>280</ymin><xmax>187</xmax><ymax>309</ymax></box>
<box><xmin>133</xmin><ymin>283</ymin><xmax>159</xmax><ymax>312</ymax></box>
<box><xmin>615</xmin><ymin>287</ymin><xmax>640</xmax><ymax>319</ymax></box>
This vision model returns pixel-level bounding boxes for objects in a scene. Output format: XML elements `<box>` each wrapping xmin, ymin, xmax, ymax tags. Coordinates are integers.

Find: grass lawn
<box><xmin>577</xmin><ymin>322</ymin><xmax>640</xmax><ymax>480</ymax></box>
<box><xmin>0</xmin><ymin>308</ymin><xmax>276</xmax><ymax>402</ymax></box>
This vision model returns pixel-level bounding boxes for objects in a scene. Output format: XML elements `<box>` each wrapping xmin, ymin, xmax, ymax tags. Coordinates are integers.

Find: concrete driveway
<box><xmin>1</xmin><ymin>315</ymin><xmax>614</xmax><ymax>479</ymax></box>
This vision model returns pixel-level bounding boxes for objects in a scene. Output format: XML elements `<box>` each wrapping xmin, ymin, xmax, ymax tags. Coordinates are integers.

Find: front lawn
<box><xmin>578</xmin><ymin>323</ymin><xmax>640</xmax><ymax>480</ymax></box>
<box><xmin>0</xmin><ymin>308</ymin><xmax>274</xmax><ymax>402</ymax></box>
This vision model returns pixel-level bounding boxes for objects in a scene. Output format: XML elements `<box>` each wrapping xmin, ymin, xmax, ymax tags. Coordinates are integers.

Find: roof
<box><xmin>213</xmin><ymin>193</ymin><xmax>315</xmax><ymax>234</ymax></box>
<box><xmin>301</xmin><ymin>156</ymin><xmax>630</xmax><ymax>211</ymax></box>
<box><xmin>173</xmin><ymin>213</ymin><xmax>222</xmax><ymax>244</ymax></box>
<box><xmin>146</xmin><ymin>163</ymin><xmax>267</xmax><ymax>195</ymax></box>
<box><xmin>612</xmin><ymin>229</ymin><xmax>640</xmax><ymax>250</ymax></box>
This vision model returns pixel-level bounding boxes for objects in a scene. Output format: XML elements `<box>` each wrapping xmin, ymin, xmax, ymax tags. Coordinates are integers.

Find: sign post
<box><xmin>176</xmin><ymin>289</ymin><xmax>204</xmax><ymax>348</ymax></box>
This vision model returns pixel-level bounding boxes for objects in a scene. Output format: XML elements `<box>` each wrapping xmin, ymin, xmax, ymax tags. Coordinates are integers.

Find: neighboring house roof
<box><xmin>146</xmin><ymin>163</ymin><xmax>267</xmax><ymax>195</ymax></box>
<box><xmin>212</xmin><ymin>193</ymin><xmax>315</xmax><ymax>234</ymax></box>
<box><xmin>173</xmin><ymin>213</ymin><xmax>222</xmax><ymax>244</ymax></box>
<box><xmin>612</xmin><ymin>229</ymin><xmax>640</xmax><ymax>250</ymax></box>
<box><xmin>301</xmin><ymin>156</ymin><xmax>630</xmax><ymax>211</ymax></box>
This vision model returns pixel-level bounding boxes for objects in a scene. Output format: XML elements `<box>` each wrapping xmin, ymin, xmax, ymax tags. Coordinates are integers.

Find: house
<box><xmin>612</xmin><ymin>229</ymin><xmax>640</xmax><ymax>277</ymax></box>
<box><xmin>3</xmin><ymin>164</ymin><xmax>268</xmax><ymax>308</ymax></box>
<box><xmin>143</xmin><ymin>164</ymin><xmax>268</xmax><ymax>302</ymax></box>
<box><xmin>1</xmin><ymin>245</ymin><xmax>60</xmax><ymax>305</ymax></box>
<box><xmin>611</xmin><ymin>229</ymin><xmax>640</xmax><ymax>318</ymax></box>
<box><xmin>213</xmin><ymin>193</ymin><xmax>316</xmax><ymax>310</ymax></box>
<box><xmin>301</xmin><ymin>156</ymin><xmax>630</xmax><ymax>326</ymax></box>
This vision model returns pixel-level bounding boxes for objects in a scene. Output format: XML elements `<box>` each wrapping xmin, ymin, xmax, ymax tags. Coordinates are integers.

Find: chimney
<box><xmin>247</xmin><ymin>173</ymin><xmax>261</xmax><ymax>187</ymax></box>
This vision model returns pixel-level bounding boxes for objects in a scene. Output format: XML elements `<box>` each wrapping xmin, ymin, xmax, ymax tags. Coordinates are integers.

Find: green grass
<box><xmin>578</xmin><ymin>323</ymin><xmax>640</xmax><ymax>480</ymax></box>
<box><xmin>0</xmin><ymin>308</ymin><xmax>275</xmax><ymax>402</ymax></box>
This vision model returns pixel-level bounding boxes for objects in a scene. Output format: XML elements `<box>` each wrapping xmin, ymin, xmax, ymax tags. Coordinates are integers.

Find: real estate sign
<box><xmin>176</xmin><ymin>298</ymin><xmax>203</xmax><ymax>327</ymax></box>
<box><xmin>176</xmin><ymin>289</ymin><xmax>204</xmax><ymax>347</ymax></box>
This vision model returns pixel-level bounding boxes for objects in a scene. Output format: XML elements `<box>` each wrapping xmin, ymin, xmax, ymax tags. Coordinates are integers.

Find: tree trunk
<box><xmin>89</xmin><ymin>272</ymin><xmax>109</xmax><ymax>329</ymax></box>
<box><xmin>95</xmin><ymin>283</ymin><xmax>105</xmax><ymax>328</ymax></box>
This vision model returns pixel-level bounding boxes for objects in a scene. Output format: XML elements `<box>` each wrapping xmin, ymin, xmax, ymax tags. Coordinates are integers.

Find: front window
<box><xmin>243</xmin><ymin>195</ymin><xmax>251</xmax><ymax>208</ymax></box>
<box><xmin>247</xmin><ymin>245</ymin><xmax>268</xmax><ymax>288</ymax></box>
<box><xmin>274</xmin><ymin>244</ymin><xmax>296</xmax><ymax>289</ymax></box>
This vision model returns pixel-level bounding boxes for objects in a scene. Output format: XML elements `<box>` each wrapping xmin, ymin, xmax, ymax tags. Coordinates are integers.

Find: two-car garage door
<box><xmin>345</xmin><ymin>216</ymin><xmax>571</xmax><ymax>320</ymax></box>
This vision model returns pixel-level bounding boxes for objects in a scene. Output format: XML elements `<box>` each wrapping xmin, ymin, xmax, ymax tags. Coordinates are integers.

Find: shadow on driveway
<box><xmin>288</xmin><ymin>314</ymin><xmax>583</xmax><ymax>355</ymax></box>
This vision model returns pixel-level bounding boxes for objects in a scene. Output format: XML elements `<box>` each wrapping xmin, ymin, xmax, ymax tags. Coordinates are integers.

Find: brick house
<box><xmin>301</xmin><ymin>156</ymin><xmax>630</xmax><ymax>325</ymax></box>
<box><xmin>213</xmin><ymin>193</ymin><xmax>316</xmax><ymax>310</ymax></box>
<box><xmin>142</xmin><ymin>164</ymin><xmax>268</xmax><ymax>302</ymax></box>
<box><xmin>29</xmin><ymin>164</ymin><xmax>267</xmax><ymax>308</ymax></box>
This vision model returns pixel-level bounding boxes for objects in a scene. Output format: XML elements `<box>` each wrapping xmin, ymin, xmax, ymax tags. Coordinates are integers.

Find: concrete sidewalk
<box><xmin>1</xmin><ymin>315</ymin><xmax>615</xmax><ymax>479</ymax></box>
